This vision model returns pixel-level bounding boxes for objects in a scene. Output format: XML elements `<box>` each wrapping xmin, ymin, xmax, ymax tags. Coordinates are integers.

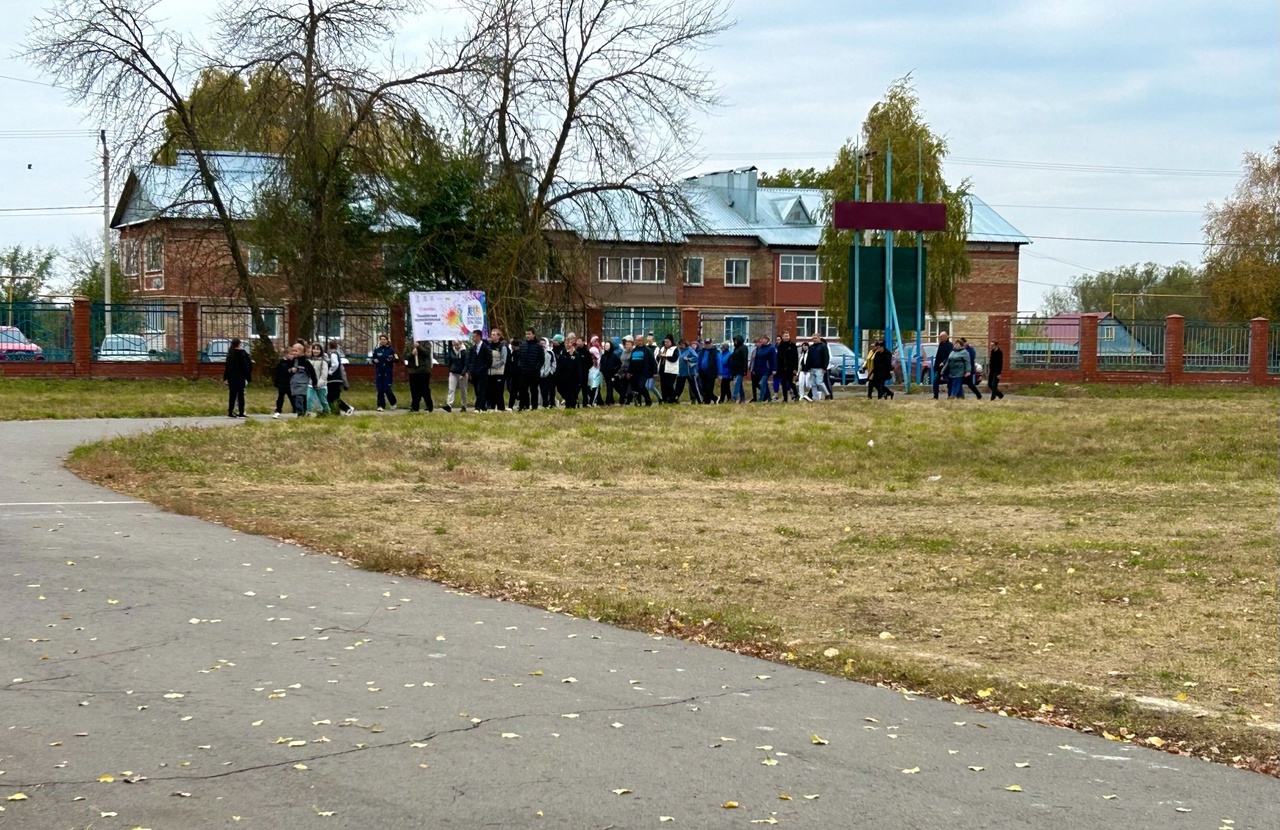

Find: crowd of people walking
<box><xmin>222</xmin><ymin>328</ymin><xmax>1005</xmax><ymax>419</ymax></box>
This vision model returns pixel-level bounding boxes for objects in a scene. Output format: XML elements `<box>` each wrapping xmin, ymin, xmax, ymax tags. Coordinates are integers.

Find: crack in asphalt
<box><xmin>0</xmin><ymin>682</ymin><xmax>800</xmax><ymax>789</ymax></box>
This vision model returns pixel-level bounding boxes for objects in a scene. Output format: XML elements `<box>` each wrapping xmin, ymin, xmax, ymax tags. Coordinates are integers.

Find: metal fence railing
<box><xmin>1096</xmin><ymin>320</ymin><xmax>1165</xmax><ymax>372</ymax></box>
<box><xmin>90</xmin><ymin>302</ymin><xmax>182</xmax><ymax>363</ymax></box>
<box><xmin>1184</xmin><ymin>321</ymin><xmax>1250</xmax><ymax>373</ymax></box>
<box><xmin>1270</xmin><ymin>325</ymin><xmax>1280</xmax><ymax>374</ymax></box>
<box><xmin>199</xmin><ymin>305</ymin><xmax>285</xmax><ymax>363</ymax></box>
<box><xmin>603</xmin><ymin>307</ymin><xmax>680</xmax><ymax>342</ymax></box>
<box><xmin>1011</xmin><ymin>316</ymin><xmax>1080</xmax><ymax>370</ymax></box>
<box><xmin>0</xmin><ymin>301</ymin><xmax>73</xmax><ymax>362</ymax></box>
<box><xmin>697</xmin><ymin>311</ymin><xmax>775</xmax><ymax>345</ymax></box>
<box><xmin>313</xmin><ymin>306</ymin><xmax>391</xmax><ymax>365</ymax></box>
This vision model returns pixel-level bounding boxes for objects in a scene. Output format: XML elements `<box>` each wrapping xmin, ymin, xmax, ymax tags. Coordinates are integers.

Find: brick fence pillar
<box><xmin>181</xmin><ymin>301</ymin><xmax>200</xmax><ymax>380</ymax></box>
<box><xmin>286</xmin><ymin>304</ymin><xmax>301</xmax><ymax>345</ymax></box>
<box><xmin>1249</xmin><ymin>318</ymin><xmax>1270</xmax><ymax>386</ymax></box>
<box><xmin>1165</xmin><ymin>314</ymin><xmax>1184</xmax><ymax>385</ymax></box>
<box><xmin>988</xmin><ymin>313</ymin><xmax>1011</xmax><ymax>352</ymax></box>
<box><xmin>585</xmin><ymin>307</ymin><xmax>604</xmax><ymax>340</ymax></box>
<box><xmin>1080</xmin><ymin>314</ymin><xmax>1099</xmax><ymax>382</ymax></box>
<box><xmin>681</xmin><ymin>307</ymin><xmax>700</xmax><ymax>342</ymax></box>
<box><xmin>72</xmin><ymin>296</ymin><xmax>92</xmax><ymax>378</ymax></box>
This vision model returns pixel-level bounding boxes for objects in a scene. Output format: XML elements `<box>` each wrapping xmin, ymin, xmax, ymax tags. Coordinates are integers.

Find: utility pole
<box><xmin>101</xmin><ymin>129</ymin><xmax>111</xmax><ymax>337</ymax></box>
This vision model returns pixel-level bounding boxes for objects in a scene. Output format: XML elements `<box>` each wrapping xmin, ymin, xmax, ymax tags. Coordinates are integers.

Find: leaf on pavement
<box><xmin>901</xmin><ymin>767</ymin><xmax>920</xmax><ymax>774</ymax></box>
<box><xmin>98</xmin><ymin>774</ymin><xmax>115</xmax><ymax>783</ymax></box>
<box><xmin>750</xmin><ymin>819</ymin><xmax>778</xmax><ymax>825</ymax></box>
<box><xmin>501</xmin><ymin>733</ymin><xmax>520</xmax><ymax>739</ymax></box>
<box><xmin>822</xmin><ymin>648</ymin><xmax>840</xmax><ymax>658</ymax></box>
<box><xmin>293</xmin><ymin>764</ymin><xmax>308</xmax><ymax>770</ymax></box>
<box><xmin>1005</xmin><ymin>785</ymin><xmax>1023</xmax><ymax>792</ymax></box>
<box><xmin>6</xmin><ymin>794</ymin><xmax>27</xmax><ymax>801</ymax></box>
<box><xmin>1103</xmin><ymin>795</ymin><xmax>1118</xmax><ymax>800</ymax></box>
<box><xmin>761</xmin><ymin>758</ymin><xmax>778</xmax><ymax>766</ymax></box>
<box><xmin>611</xmin><ymin>789</ymin><xmax>632</xmax><ymax>795</ymax></box>
<box><xmin>968</xmin><ymin>766</ymin><xmax>984</xmax><ymax>772</ymax></box>
<box><xmin>1147</xmin><ymin>736</ymin><xmax>1165</xmax><ymax>748</ymax></box>
<box><xmin>721</xmin><ymin>801</ymin><xmax>739</xmax><ymax>809</ymax></box>
<box><xmin>810</xmin><ymin>734</ymin><xmax>828</xmax><ymax>745</ymax></box>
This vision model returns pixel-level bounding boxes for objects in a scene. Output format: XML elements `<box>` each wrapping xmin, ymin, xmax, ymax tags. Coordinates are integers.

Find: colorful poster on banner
<box><xmin>408</xmin><ymin>291</ymin><xmax>487</xmax><ymax>341</ymax></box>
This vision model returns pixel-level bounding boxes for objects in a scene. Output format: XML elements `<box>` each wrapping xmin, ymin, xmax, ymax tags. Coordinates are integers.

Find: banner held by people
<box><xmin>408</xmin><ymin>291</ymin><xmax>487</xmax><ymax>342</ymax></box>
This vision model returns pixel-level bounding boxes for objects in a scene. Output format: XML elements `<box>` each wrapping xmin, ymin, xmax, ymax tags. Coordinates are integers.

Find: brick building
<box><xmin>547</xmin><ymin>167</ymin><xmax>1029</xmax><ymax>348</ymax></box>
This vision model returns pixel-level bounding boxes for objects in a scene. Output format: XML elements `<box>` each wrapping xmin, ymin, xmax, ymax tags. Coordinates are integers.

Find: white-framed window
<box><xmin>779</xmin><ymin>253</ymin><xmax>820</xmax><ymax>282</ymax></box>
<box><xmin>598</xmin><ymin>257</ymin><xmax>667</xmax><ymax>283</ymax></box>
<box><xmin>144</xmin><ymin>236</ymin><xmax>164</xmax><ymax>273</ymax></box>
<box><xmin>724</xmin><ymin>258</ymin><xmax>750</xmax><ymax>287</ymax></box>
<box><xmin>683</xmin><ymin>257</ymin><xmax>704</xmax><ymax>286</ymax></box>
<box><xmin>1098</xmin><ymin>323</ymin><xmax>1116</xmax><ymax>341</ymax></box>
<box><xmin>926</xmin><ymin>316</ymin><xmax>964</xmax><ymax>339</ymax></box>
<box><xmin>537</xmin><ymin>266</ymin><xmax>554</xmax><ymax>283</ymax></box>
<box><xmin>723</xmin><ymin>315</ymin><xmax>750</xmax><ymax>342</ymax></box>
<box><xmin>143</xmin><ymin>274</ymin><xmax>164</xmax><ymax>291</ymax></box>
<box><xmin>314</xmin><ymin>310</ymin><xmax>345</xmax><ymax>341</ymax></box>
<box><xmin>249</xmin><ymin>308</ymin><xmax>282</xmax><ymax>339</ymax></box>
<box><xmin>247</xmin><ymin>246</ymin><xmax>278</xmax><ymax>276</ymax></box>
<box><xmin>794</xmin><ymin>310</ymin><xmax>838</xmax><ymax>339</ymax></box>
<box><xmin>121</xmin><ymin>238</ymin><xmax>139</xmax><ymax>277</ymax></box>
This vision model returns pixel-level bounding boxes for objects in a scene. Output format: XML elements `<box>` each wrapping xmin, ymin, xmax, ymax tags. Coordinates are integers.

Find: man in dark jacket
<box><xmin>696</xmin><ymin>337</ymin><xmax>718</xmax><ymax>404</ymax></box>
<box><xmin>599</xmin><ymin>339</ymin><xmax>622</xmax><ymax>405</ymax></box>
<box><xmin>870</xmin><ymin>341</ymin><xmax>895</xmax><ymax>399</ymax></box>
<box><xmin>467</xmin><ymin>330</ymin><xmax>492</xmax><ymax>411</ymax></box>
<box><xmin>729</xmin><ymin>334</ymin><xmax>749</xmax><ymax>403</ymax></box>
<box><xmin>553</xmin><ymin>335</ymin><xmax>578</xmax><ymax>408</ymax></box>
<box><xmin>749</xmin><ymin>336</ymin><xmax>777</xmax><ymax>403</ymax></box>
<box><xmin>515</xmin><ymin>328</ymin><xmax>545</xmax><ymax>410</ymax></box>
<box><xmin>803</xmin><ymin>333</ymin><xmax>829</xmax><ymax>401</ymax></box>
<box><xmin>775</xmin><ymin>330</ymin><xmax>799</xmax><ymax>402</ymax></box>
<box><xmin>405</xmin><ymin>340</ymin><xmax>434</xmax><ymax>412</ymax></box>
<box><xmin>987</xmin><ymin>339</ymin><xmax>1005</xmax><ymax>400</ymax></box>
<box><xmin>222</xmin><ymin>337</ymin><xmax>253</xmax><ymax>418</ymax></box>
<box><xmin>932</xmin><ymin>332</ymin><xmax>954</xmax><ymax>400</ymax></box>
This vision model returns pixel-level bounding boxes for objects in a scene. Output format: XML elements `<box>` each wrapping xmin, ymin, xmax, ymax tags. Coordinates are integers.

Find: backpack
<box><xmin>541</xmin><ymin>349</ymin><xmax>556</xmax><ymax>378</ymax></box>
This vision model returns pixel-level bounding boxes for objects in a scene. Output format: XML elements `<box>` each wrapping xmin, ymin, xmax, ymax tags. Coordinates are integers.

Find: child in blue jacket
<box><xmin>371</xmin><ymin>334</ymin><xmax>399</xmax><ymax>410</ymax></box>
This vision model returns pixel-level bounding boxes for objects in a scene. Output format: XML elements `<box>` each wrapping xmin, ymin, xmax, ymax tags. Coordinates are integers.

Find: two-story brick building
<box><xmin>547</xmin><ymin>166</ymin><xmax>1029</xmax><ymax>349</ymax></box>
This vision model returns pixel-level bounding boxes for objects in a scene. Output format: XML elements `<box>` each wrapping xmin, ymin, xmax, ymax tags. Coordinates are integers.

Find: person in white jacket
<box><xmin>325</xmin><ymin>340</ymin><xmax>355</xmax><ymax>415</ymax></box>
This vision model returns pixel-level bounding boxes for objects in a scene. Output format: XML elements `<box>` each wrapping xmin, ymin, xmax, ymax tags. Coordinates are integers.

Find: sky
<box><xmin>1</xmin><ymin>0</ymin><xmax>1275</xmax><ymax>311</ymax></box>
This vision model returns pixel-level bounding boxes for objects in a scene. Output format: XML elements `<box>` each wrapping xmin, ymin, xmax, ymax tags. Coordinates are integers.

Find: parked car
<box><xmin>902</xmin><ymin>343</ymin><xmax>938</xmax><ymax>383</ymax></box>
<box><xmin>201</xmin><ymin>338</ymin><xmax>234</xmax><ymax>364</ymax></box>
<box><xmin>97</xmin><ymin>333</ymin><xmax>160</xmax><ymax>362</ymax></box>
<box><xmin>826</xmin><ymin>342</ymin><xmax>861</xmax><ymax>384</ymax></box>
<box><xmin>0</xmin><ymin>326</ymin><xmax>44</xmax><ymax>361</ymax></box>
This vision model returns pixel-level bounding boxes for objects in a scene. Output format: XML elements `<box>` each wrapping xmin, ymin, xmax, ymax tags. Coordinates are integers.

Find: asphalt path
<box><xmin>1</xmin><ymin>417</ymin><xmax>1276</xmax><ymax>829</ymax></box>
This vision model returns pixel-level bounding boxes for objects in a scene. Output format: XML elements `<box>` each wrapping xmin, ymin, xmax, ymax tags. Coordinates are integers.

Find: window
<box><xmin>247</xmin><ymin>246</ymin><xmax>278</xmax><ymax>276</ymax></box>
<box><xmin>926</xmin><ymin>316</ymin><xmax>963</xmax><ymax>339</ymax></box>
<box><xmin>722</xmin><ymin>315</ymin><xmax>750</xmax><ymax>342</ymax></box>
<box><xmin>602</xmin><ymin>307</ymin><xmax>678</xmax><ymax>341</ymax></box>
<box><xmin>779</xmin><ymin>254</ymin><xmax>820</xmax><ymax>282</ymax></box>
<box><xmin>794</xmin><ymin>310</ymin><xmax>838</xmax><ymax>339</ymax></box>
<box><xmin>249</xmin><ymin>309</ymin><xmax>282</xmax><ymax>339</ymax></box>
<box><xmin>144</xmin><ymin>236</ymin><xmax>164</xmax><ymax>273</ymax></box>
<box><xmin>598</xmin><ymin>257</ymin><xmax>667</xmax><ymax>283</ymax></box>
<box><xmin>121</xmin><ymin>239</ymin><xmax>139</xmax><ymax>277</ymax></box>
<box><xmin>143</xmin><ymin>274</ymin><xmax>164</xmax><ymax>291</ymax></box>
<box><xmin>314</xmin><ymin>310</ymin><xmax>345</xmax><ymax>341</ymax></box>
<box><xmin>537</xmin><ymin>267</ymin><xmax>554</xmax><ymax>283</ymax></box>
<box><xmin>683</xmin><ymin>257</ymin><xmax>704</xmax><ymax>286</ymax></box>
<box><xmin>1098</xmin><ymin>323</ymin><xmax>1116</xmax><ymax>341</ymax></box>
<box><xmin>724</xmin><ymin>258</ymin><xmax>750</xmax><ymax>287</ymax></box>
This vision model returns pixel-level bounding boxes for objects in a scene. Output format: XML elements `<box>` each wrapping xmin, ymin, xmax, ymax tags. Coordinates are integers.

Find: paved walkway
<box><xmin>1</xmin><ymin>418</ymin><xmax>1275</xmax><ymax>828</ymax></box>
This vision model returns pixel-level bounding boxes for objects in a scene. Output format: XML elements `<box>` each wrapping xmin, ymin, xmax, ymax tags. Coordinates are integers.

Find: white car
<box><xmin>97</xmin><ymin>333</ymin><xmax>161</xmax><ymax>362</ymax></box>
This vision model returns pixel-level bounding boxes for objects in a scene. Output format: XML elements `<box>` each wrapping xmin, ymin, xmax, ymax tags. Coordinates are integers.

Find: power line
<box><xmin>704</xmin><ymin>151</ymin><xmax>1240</xmax><ymax>177</ymax></box>
<box><xmin>0</xmin><ymin>205</ymin><xmax>101</xmax><ymax>212</ymax></box>
<box><xmin>0</xmin><ymin>73</ymin><xmax>62</xmax><ymax>88</ymax></box>
<box><xmin>987</xmin><ymin>203</ymin><xmax>1203</xmax><ymax>215</ymax></box>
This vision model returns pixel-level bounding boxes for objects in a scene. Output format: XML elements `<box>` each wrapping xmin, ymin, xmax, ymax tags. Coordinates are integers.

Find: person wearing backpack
<box><xmin>325</xmin><ymin>339</ymin><xmax>355</xmax><ymax>416</ymax></box>
<box><xmin>405</xmin><ymin>340</ymin><xmax>434</xmax><ymax>412</ymax></box>
<box><xmin>285</xmin><ymin>343</ymin><xmax>318</xmax><ymax>417</ymax></box>
<box><xmin>538</xmin><ymin>336</ymin><xmax>557</xmax><ymax>408</ymax></box>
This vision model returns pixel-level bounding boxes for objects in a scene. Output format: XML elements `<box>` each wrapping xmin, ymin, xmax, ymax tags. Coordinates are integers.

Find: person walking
<box><xmin>627</xmin><ymin>334</ymin><xmax>656</xmax><ymax>406</ymax></box>
<box><xmin>599</xmin><ymin>339</ymin><xmax>622</xmax><ymax>405</ymax></box>
<box><xmin>539</xmin><ymin>336</ymin><xmax>558</xmax><ymax>408</ymax></box>
<box><xmin>272</xmin><ymin>348</ymin><xmax>292</xmax><ymax>419</ymax></box>
<box><xmin>802</xmin><ymin>333</ymin><xmax>829</xmax><ymax>400</ymax></box>
<box><xmin>655</xmin><ymin>335</ymin><xmax>680</xmax><ymax>403</ymax></box>
<box><xmin>987</xmin><ymin>339</ymin><xmax>1005</xmax><ymax>400</ymax></box>
<box><xmin>716</xmin><ymin>341</ymin><xmax>732</xmax><ymax>403</ymax></box>
<box><xmin>485</xmin><ymin>329</ymin><xmax>508</xmax><ymax>411</ymax></box>
<box><xmin>673</xmin><ymin>338</ymin><xmax>696</xmax><ymax>403</ymax></box>
<box><xmin>307</xmin><ymin>342</ymin><xmax>331</xmax><ymax>415</ymax></box>
<box><xmin>285</xmin><ymin>343</ymin><xmax>318</xmax><ymax>417</ymax></box>
<box><xmin>515</xmin><ymin>328</ymin><xmax>545</xmax><ymax>411</ymax></box>
<box><xmin>932</xmin><ymin>331</ymin><xmax>954</xmax><ymax>400</ymax></box>
<box><xmin>574</xmin><ymin>334</ymin><xmax>594</xmax><ymax>407</ymax></box>
<box><xmin>696</xmin><ymin>338</ymin><xmax>717</xmax><ymax>404</ymax></box>
<box><xmin>776</xmin><ymin>331</ymin><xmax>799</xmax><ymax>402</ymax></box>
<box><xmin>222</xmin><ymin>337</ymin><xmax>253</xmax><ymax>418</ymax></box>
<box><xmin>550</xmin><ymin>335</ymin><xmax>575</xmax><ymax>407</ymax></box>
<box><xmin>796</xmin><ymin>341</ymin><xmax>810</xmax><ymax>400</ymax></box>
<box><xmin>616</xmin><ymin>337</ymin><xmax>635</xmax><ymax>405</ymax></box>
<box><xmin>505</xmin><ymin>336</ymin><xmax>521</xmax><ymax>410</ymax></box>
<box><xmin>944</xmin><ymin>342</ymin><xmax>972</xmax><ymax>399</ymax></box>
<box><xmin>870</xmin><ymin>341</ymin><xmax>895</xmax><ymax>399</ymax></box>
<box><xmin>444</xmin><ymin>339</ymin><xmax>469</xmax><ymax>412</ymax></box>
<box><xmin>371</xmin><ymin>334</ymin><xmax>399</xmax><ymax>411</ymax></box>
<box><xmin>750</xmin><ymin>335</ymin><xmax>777</xmax><ymax>403</ymax></box>
<box><xmin>958</xmin><ymin>337</ymin><xmax>983</xmax><ymax>399</ymax></box>
<box><xmin>729</xmin><ymin>335</ymin><xmax>749</xmax><ymax>403</ymax></box>
<box><xmin>405</xmin><ymin>340</ymin><xmax>434</xmax><ymax>412</ymax></box>
<box><xmin>467</xmin><ymin>330</ymin><xmax>492</xmax><ymax>411</ymax></box>
<box><xmin>326</xmin><ymin>340</ymin><xmax>355</xmax><ymax>415</ymax></box>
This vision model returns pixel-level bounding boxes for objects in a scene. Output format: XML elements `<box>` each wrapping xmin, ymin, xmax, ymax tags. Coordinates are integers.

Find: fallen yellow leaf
<box><xmin>777</xmin><ymin>794</ymin><xmax>792</xmax><ymax>801</ymax></box>
<box><xmin>1147</xmin><ymin>736</ymin><xmax>1165</xmax><ymax>748</ymax></box>
<box><xmin>1103</xmin><ymin>795</ymin><xmax>1118</xmax><ymax>800</ymax></box>
<box><xmin>976</xmin><ymin>688</ymin><xmax>994</xmax><ymax>699</ymax></box>
<box><xmin>97</xmin><ymin>774</ymin><xmax>115</xmax><ymax>783</ymax></box>
<box><xmin>611</xmin><ymin>789</ymin><xmax>632</xmax><ymax>795</ymax></box>
<box><xmin>1006</xmin><ymin>785</ymin><xmax>1023</xmax><ymax>792</ymax></box>
<box><xmin>902</xmin><ymin>767</ymin><xmax>920</xmax><ymax>774</ymax></box>
<box><xmin>810</xmin><ymin>734</ymin><xmax>829</xmax><ymax>745</ymax></box>
<box><xmin>968</xmin><ymin>766</ymin><xmax>984</xmax><ymax>772</ymax></box>
<box><xmin>722</xmin><ymin>801</ymin><xmax>739</xmax><ymax>809</ymax></box>
<box><xmin>6</xmin><ymin>793</ymin><xmax>28</xmax><ymax>801</ymax></box>
<box><xmin>761</xmin><ymin>758</ymin><xmax>778</xmax><ymax>766</ymax></box>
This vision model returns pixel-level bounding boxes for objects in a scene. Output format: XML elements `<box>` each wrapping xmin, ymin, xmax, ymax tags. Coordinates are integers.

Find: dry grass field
<box><xmin>67</xmin><ymin>386</ymin><xmax>1280</xmax><ymax>769</ymax></box>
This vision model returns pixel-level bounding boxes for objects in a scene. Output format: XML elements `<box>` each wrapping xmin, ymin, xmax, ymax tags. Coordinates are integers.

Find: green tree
<box><xmin>1201</xmin><ymin>143</ymin><xmax>1280</xmax><ymax>320</ymax></box>
<box><xmin>759</xmin><ymin>168</ymin><xmax>832</xmax><ymax>188</ymax></box>
<box><xmin>1</xmin><ymin>245</ymin><xmax>58</xmax><ymax>302</ymax></box>
<box><xmin>818</xmin><ymin>76</ymin><xmax>971</xmax><ymax>337</ymax></box>
<box><xmin>1040</xmin><ymin>262</ymin><xmax>1206</xmax><ymax>321</ymax></box>
<box><xmin>60</xmin><ymin>235</ymin><xmax>129</xmax><ymax>303</ymax></box>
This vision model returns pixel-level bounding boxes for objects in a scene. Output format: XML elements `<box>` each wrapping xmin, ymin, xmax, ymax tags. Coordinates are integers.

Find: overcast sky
<box><xmin>1</xmin><ymin>0</ymin><xmax>1275</xmax><ymax>311</ymax></box>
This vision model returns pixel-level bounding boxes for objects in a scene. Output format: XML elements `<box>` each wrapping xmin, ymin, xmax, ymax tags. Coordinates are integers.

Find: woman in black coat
<box><xmin>870</xmin><ymin>341</ymin><xmax>894</xmax><ymax>400</ymax></box>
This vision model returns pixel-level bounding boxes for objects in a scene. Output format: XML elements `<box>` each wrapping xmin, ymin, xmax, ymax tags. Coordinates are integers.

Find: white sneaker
<box><xmin>272</xmin><ymin>412</ymin><xmax>281</xmax><ymax>419</ymax></box>
<box><xmin>377</xmin><ymin>407</ymin><xmax>385</xmax><ymax>412</ymax></box>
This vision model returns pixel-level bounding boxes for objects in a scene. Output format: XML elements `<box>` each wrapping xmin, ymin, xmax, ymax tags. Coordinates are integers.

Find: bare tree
<box><xmin>456</xmin><ymin>0</ymin><xmax>731</xmax><ymax>329</ymax></box>
<box><xmin>24</xmin><ymin>0</ymin><xmax>480</xmax><ymax>349</ymax></box>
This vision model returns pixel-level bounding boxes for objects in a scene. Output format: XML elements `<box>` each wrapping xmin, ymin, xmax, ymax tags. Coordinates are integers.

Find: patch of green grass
<box><xmin>1016</xmin><ymin>382</ymin><xmax>1275</xmax><ymax>400</ymax></box>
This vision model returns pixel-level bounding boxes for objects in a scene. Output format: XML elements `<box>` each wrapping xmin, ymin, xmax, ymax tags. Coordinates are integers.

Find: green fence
<box><xmin>1096</xmin><ymin>320</ymin><xmax>1165</xmax><ymax>371</ymax></box>
<box><xmin>0</xmin><ymin>301</ymin><xmax>73</xmax><ymax>362</ymax></box>
<box><xmin>1184</xmin><ymin>321</ymin><xmax>1250</xmax><ymax>373</ymax></box>
<box><xmin>1012</xmin><ymin>315</ymin><xmax>1080</xmax><ymax>370</ymax></box>
<box><xmin>90</xmin><ymin>302</ymin><xmax>182</xmax><ymax>363</ymax></box>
